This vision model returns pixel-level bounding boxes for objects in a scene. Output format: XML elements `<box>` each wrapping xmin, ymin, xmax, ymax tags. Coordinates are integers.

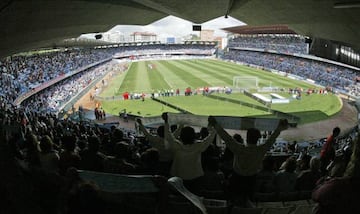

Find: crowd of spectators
<box><xmin>0</xmin><ymin>44</ymin><xmax>216</xmax><ymax>109</ymax></box>
<box><xmin>228</xmin><ymin>34</ymin><xmax>308</xmax><ymax>54</ymax></box>
<box><xmin>1</xmin><ymin>102</ymin><xmax>359</xmax><ymax>213</ymax></box>
<box><xmin>114</xmin><ymin>44</ymin><xmax>216</xmax><ymax>58</ymax></box>
<box><xmin>20</xmin><ymin>61</ymin><xmax>119</xmax><ymax>114</ymax></box>
<box><xmin>223</xmin><ymin>50</ymin><xmax>359</xmax><ymax>95</ymax></box>
<box><xmin>0</xmin><ymin>49</ymin><xmax>113</xmax><ymax>95</ymax></box>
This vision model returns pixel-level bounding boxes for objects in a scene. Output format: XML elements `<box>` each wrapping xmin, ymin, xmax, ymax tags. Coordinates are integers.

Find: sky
<box><xmin>81</xmin><ymin>15</ymin><xmax>245</xmax><ymax>40</ymax></box>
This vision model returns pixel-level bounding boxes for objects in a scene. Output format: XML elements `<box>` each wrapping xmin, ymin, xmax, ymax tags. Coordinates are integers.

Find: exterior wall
<box><xmin>200</xmin><ymin>30</ymin><xmax>214</xmax><ymax>41</ymax></box>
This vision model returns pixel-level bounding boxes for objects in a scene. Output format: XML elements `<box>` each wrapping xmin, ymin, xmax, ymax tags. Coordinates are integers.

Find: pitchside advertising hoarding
<box><xmin>139</xmin><ymin>112</ymin><xmax>282</xmax><ymax>131</ymax></box>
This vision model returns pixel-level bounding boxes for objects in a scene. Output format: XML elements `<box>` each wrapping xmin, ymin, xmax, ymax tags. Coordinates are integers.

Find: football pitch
<box><xmin>98</xmin><ymin>59</ymin><xmax>342</xmax><ymax>124</ymax></box>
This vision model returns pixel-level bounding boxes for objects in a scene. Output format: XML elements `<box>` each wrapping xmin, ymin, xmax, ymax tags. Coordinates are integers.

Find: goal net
<box><xmin>233</xmin><ymin>76</ymin><xmax>259</xmax><ymax>90</ymax></box>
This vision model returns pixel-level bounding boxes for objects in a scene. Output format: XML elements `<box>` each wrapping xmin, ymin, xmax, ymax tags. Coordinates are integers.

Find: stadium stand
<box><xmin>228</xmin><ymin>34</ymin><xmax>308</xmax><ymax>54</ymax></box>
<box><xmin>1</xmin><ymin>43</ymin><xmax>360</xmax><ymax>214</ymax></box>
<box><xmin>223</xmin><ymin>49</ymin><xmax>359</xmax><ymax>95</ymax></box>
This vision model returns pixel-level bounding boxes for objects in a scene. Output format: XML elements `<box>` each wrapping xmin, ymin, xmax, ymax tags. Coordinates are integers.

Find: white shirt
<box><xmin>165</xmin><ymin>123</ymin><xmax>216</xmax><ymax>180</ymax></box>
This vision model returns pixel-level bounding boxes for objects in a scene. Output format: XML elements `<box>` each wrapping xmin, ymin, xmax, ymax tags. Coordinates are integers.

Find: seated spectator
<box><xmin>104</xmin><ymin>141</ymin><xmax>138</xmax><ymax>174</ymax></box>
<box><xmin>23</xmin><ymin>133</ymin><xmax>41</xmax><ymax>168</ymax></box>
<box><xmin>295</xmin><ymin>156</ymin><xmax>321</xmax><ymax>191</ymax></box>
<box><xmin>312</xmin><ymin>136</ymin><xmax>360</xmax><ymax>214</ymax></box>
<box><xmin>296</xmin><ymin>153</ymin><xmax>312</xmax><ymax>173</ymax></box>
<box><xmin>80</xmin><ymin>135</ymin><xmax>107</xmax><ymax>172</ymax></box>
<box><xmin>200</xmin><ymin>157</ymin><xmax>226</xmax><ymax>198</ymax></box>
<box><xmin>138</xmin><ymin>148</ymin><xmax>160</xmax><ymax>175</ymax></box>
<box><xmin>228</xmin><ymin>34</ymin><xmax>307</xmax><ymax>54</ymax></box>
<box><xmin>219</xmin><ymin>135</ymin><xmax>242</xmax><ymax>179</ymax></box>
<box><xmin>67</xmin><ymin>181</ymin><xmax>107</xmax><ymax>214</ymax></box>
<box><xmin>39</xmin><ymin>135</ymin><xmax>59</xmax><ymax>173</ymax></box>
<box><xmin>274</xmin><ymin>156</ymin><xmax>298</xmax><ymax>193</ymax></box>
<box><xmin>105</xmin><ymin>128</ymin><xmax>124</xmax><ymax>155</ymax></box>
<box><xmin>255</xmin><ymin>156</ymin><xmax>276</xmax><ymax>193</ymax></box>
<box><xmin>59</xmin><ymin>135</ymin><xmax>81</xmax><ymax>175</ymax></box>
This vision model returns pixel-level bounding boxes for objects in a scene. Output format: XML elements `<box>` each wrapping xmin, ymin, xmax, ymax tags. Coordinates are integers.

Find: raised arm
<box><xmin>162</xmin><ymin>113</ymin><xmax>181</xmax><ymax>147</ymax></box>
<box><xmin>208</xmin><ymin>116</ymin><xmax>243</xmax><ymax>152</ymax></box>
<box><xmin>262</xmin><ymin>119</ymin><xmax>289</xmax><ymax>150</ymax></box>
<box><xmin>136</xmin><ymin>118</ymin><xmax>151</xmax><ymax>137</ymax></box>
<box><xmin>202</xmin><ymin>124</ymin><xmax>217</xmax><ymax>147</ymax></box>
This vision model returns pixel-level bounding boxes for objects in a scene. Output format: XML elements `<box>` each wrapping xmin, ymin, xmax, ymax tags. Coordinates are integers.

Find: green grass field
<box><xmin>98</xmin><ymin>59</ymin><xmax>342</xmax><ymax>124</ymax></box>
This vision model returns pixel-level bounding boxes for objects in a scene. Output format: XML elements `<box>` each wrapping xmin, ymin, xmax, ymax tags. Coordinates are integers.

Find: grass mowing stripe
<box><xmin>204</xmin><ymin>59</ymin><xmax>271</xmax><ymax>76</ymax></box>
<box><xmin>201</xmin><ymin>60</ymin><xmax>279</xmax><ymax>87</ymax></box>
<box><xmin>133</xmin><ymin>61</ymin><xmax>152</xmax><ymax>93</ymax></box>
<box><xmin>201</xmin><ymin>59</ymin><xmax>276</xmax><ymax>84</ymax></box>
<box><xmin>118</xmin><ymin>62</ymin><xmax>138</xmax><ymax>93</ymax></box>
<box><xmin>158</xmin><ymin>60</ymin><xmax>209</xmax><ymax>88</ymax></box>
<box><xmin>168</xmin><ymin>60</ymin><xmax>212</xmax><ymax>87</ymax></box>
<box><xmin>151</xmin><ymin>60</ymin><xmax>189</xmax><ymax>89</ymax></box>
<box><xmin>178</xmin><ymin>60</ymin><xmax>232</xmax><ymax>86</ymax></box>
<box><xmin>195</xmin><ymin>59</ymin><xmax>249</xmax><ymax>79</ymax></box>
<box><xmin>193</xmin><ymin>60</ymin><xmax>238</xmax><ymax>83</ymax></box>
<box><xmin>199</xmin><ymin>60</ymin><xmax>283</xmax><ymax>88</ymax></box>
<box><xmin>147</xmin><ymin>60</ymin><xmax>171</xmax><ymax>90</ymax></box>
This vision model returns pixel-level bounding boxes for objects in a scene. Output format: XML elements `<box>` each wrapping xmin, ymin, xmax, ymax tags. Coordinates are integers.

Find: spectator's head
<box><xmin>62</xmin><ymin>134</ymin><xmax>77</xmax><ymax>152</ymax></box>
<box><xmin>298</xmin><ymin>154</ymin><xmax>311</xmax><ymax>170</ymax></box>
<box><xmin>156</xmin><ymin>125</ymin><xmax>165</xmax><ymax>138</ymax></box>
<box><xmin>284</xmin><ymin>156</ymin><xmax>297</xmax><ymax>173</ymax></box>
<box><xmin>141</xmin><ymin>148</ymin><xmax>159</xmax><ymax>165</ymax></box>
<box><xmin>87</xmin><ymin>135</ymin><xmax>101</xmax><ymax>152</ymax></box>
<box><xmin>333</xmin><ymin>127</ymin><xmax>341</xmax><ymax>137</ymax></box>
<box><xmin>180</xmin><ymin>126</ymin><xmax>196</xmax><ymax>145</ymax></box>
<box><xmin>309</xmin><ymin>156</ymin><xmax>320</xmax><ymax>172</ymax></box>
<box><xmin>77</xmin><ymin>135</ymin><xmax>88</xmax><ymax>151</ymax></box>
<box><xmin>233</xmin><ymin>133</ymin><xmax>244</xmax><ymax>144</ymax></box>
<box><xmin>71</xmin><ymin>181</ymin><xmax>102</xmax><ymax>212</ymax></box>
<box><xmin>247</xmin><ymin>128</ymin><xmax>261</xmax><ymax>145</ymax></box>
<box><xmin>114</xmin><ymin>141</ymin><xmax>129</xmax><ymax>159</ymax></box>
<box><xmin>25</xmin><ymin>133</ymin><xmax>40</xmax><ymax>152</ymax></box>
<box><xmin>40</xmin><ymin>135</ymin><xmax>54</xmax><ymax>153</ymax></box>
<box><xmin>262</xmin><ymin>156</ymin><xmax>274</xmax><ymax>171</ymax></box>
<box><xmin>330</xmin><ymin>156</ymin><xmax>347</xmax><ymax>177</ymax></box>
<box><xmin>112</xmin><ymin>128</ymin><xmax>123</xmax><ymax>142</ymax></box>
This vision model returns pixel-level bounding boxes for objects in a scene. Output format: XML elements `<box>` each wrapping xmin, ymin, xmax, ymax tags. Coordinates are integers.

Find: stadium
<box><xmin>1</xmin><ymin>1</ymin><xmax>360</xmax><ymax>214</ymax></box>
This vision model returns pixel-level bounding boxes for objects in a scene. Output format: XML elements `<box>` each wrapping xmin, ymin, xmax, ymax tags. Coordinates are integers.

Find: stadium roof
<box><xmin>1</xmin><ymin>0</ymin><xmax>360</xmax><ymax>58</ymax></box>
<box><xmin>222</xmin><ymin>25</ymin><xmax>297</xmax><ymax>35</ymax></box>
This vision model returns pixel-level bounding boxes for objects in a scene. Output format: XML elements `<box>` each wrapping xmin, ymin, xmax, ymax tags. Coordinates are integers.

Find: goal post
<box><xmin>233</xmin><ymin>76</ymin><xmax>259</xmax><ymax>90</ymax></box>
